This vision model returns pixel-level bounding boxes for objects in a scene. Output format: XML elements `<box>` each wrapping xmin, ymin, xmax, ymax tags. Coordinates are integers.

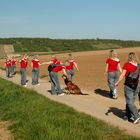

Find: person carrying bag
<box><xmin>115</xmin><ymin>52</ymin><xmax>140</xmax><ymax>124</ymax></box>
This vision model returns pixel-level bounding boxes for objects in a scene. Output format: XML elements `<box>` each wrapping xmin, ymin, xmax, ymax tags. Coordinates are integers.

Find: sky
<box><xmin>0</xmin><ymin>0</ymin><xmax>140</xmax><ymax>40</ymax></box>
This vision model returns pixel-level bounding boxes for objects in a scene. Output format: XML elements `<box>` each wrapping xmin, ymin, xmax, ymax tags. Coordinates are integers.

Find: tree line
<box><xmin>0</xmin><ymin>38</ymin><xmax>140</xmax><ymax>52</ymax></box>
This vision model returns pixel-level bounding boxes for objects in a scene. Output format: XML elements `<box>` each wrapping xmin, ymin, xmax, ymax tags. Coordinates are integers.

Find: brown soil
<box><xmin>0</xmin><ymin>121</ymin><xmax>13</xmax><ymax>140</ymax></box>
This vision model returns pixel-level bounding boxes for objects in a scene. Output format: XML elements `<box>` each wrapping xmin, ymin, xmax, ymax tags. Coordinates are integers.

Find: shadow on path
<box><xmin>94</xmin><ymin>88</ymin><xmax>111</xmax><ymax>99</ymax></box>
<box><xmin>105</xmin><ymin>107</ymin><xmax>125</xmax><ymax>120</ymax></box>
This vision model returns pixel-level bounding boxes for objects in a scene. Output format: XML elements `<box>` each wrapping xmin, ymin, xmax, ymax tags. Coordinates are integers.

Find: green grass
<box><xmin>0</xmin><ymin>78</ymin><xmax>139</xmax><ymax>140</ymax></box>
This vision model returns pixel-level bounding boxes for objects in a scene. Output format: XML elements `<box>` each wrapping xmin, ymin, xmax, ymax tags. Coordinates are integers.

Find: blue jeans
<box><xmin>49</xmin><ymin>71</ymin><xmax>63</xmax><ymax>95</ymax></box>
<box><xmin>107</xmin><ymin>71</ymin><xmax>119</xmax><ymax>95</ymax></box>
<box><xmin>11</xmin><ymin>65</ymin><xmax>16</xmax><ymax>74</ymax></box>
<box><xmin>124</xmin><ymin>85</ymin><xmax>140</xmax><ymax>120</ymax></box>
<box><xmin>6</xmin><ymin>68</ymin><xmax>10</xmax><ymax>77</ymax></box>
<box><xmin>20</xmin><ymin>68</ymin><xmax>26</xmax><ymax>85</ymax></box>
<box><xmin>66</xmin><ymin>69</ymin><xmax>74</xmax><ymax>81</ymax></box>
<box><xmin>32</xmin><ymin>68</ymin><xmax>39</xmax><ymax>85</ymax></box>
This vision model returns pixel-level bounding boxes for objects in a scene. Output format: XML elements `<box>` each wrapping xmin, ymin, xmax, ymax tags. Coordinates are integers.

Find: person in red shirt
<box><xmin>49</xmin><ymin>64</ymin><xmax>67</xmax><ymax>95</ymax></box>
<box><xmin>31</xmin><ymin>55</ymin><xmax>40</xmax><ymax>85</ymax></box>
<box><xmin>41</xmin><ymin>55</ymin><xmax>62</xmax><ymax>82</ymax></box>
<box><xmin>66</xmin><ymin>53</ymin><xmax>79</xmax><ymax>81</ymax></box>
<box><xmin>42</xmin><ymin>55</ymin><xmax>61</xmax><ymax>66</ymax></box>
<box><xmin>50</xmin><ymin>55</ymin><xmax>60</xmax><ymax>64</ymax></box>
<box><xmin>115</xmin><ymin>52</ymin><xmax>140</xmax><ymax>124</ymax></box>
<box><xmin>5</xmin><ymin>56</ymin><xmax>11</xmax><ymax>78</ymax></box>
<box><xmin>105</xmin><ymin>50</ymin><xmax>122</xmax><ymax>99</ymax></box>
<box><xmin>19</xmin><ymin>54</ymin><xmax>28</xmax><ymax>86</ymax></box>
<box><xmin>11</xmin><ymin>56</ymin><xmax>17</xmax><ymax>75</ymax></box>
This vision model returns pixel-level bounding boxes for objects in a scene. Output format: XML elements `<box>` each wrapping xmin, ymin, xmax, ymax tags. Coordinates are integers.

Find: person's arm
<box><xmin>31</xmin><ymin>61</ymin><xmax>33</xmax><ymax>68</ymax></box>
<box><xmin>38</xmin><ymin>61</ymin><xmax>41</xmax><ymax>66</ymax></box>
<box><xmin>41</xmin><ymin>61</ymin><xmax>52</xmax><ymax>65</ymax></box>
<box><xmin>18</xmin><ymin>59</ymin><xmax>21</xmax><ymax>63</ymax></box>
<box><xmin>62</xmin><ymin>68</ymin><xmax>67</xmax><ymax>76</ymax></box>
<box><xmin>115</xmin><ymin>69</ymin><xmax>126</xmax><ymax>86</ymax></box>
<box><xmin>104</xmin><ymin>63</ymin><xmax>108</xmax><ymax>76</ymax></box>
<box><xmin>26</xmin><ymin>55</ymin><xmax>29</xmax><ymax>60</ymax></box>
<box><xmin>4</xmin><ymin>62</ymin><xmax>6</xmax><ymax>68</ymax></box>
<box><xmin>73</xmin><ymin>62</ymin><xmax>79</xmax><ymax>71</ymax></box>
<box><xmin>60</xmin><ymin>62</ymin><xmax>63</xmax><ymax>65</ymax></box>
<box><xmin>118</xmin><ymin>63</ymin><xmax>122</xmax><ymax>73</ymax></box>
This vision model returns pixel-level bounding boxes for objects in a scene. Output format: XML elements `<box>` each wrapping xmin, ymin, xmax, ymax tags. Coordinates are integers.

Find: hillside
<box><xmin>0</xmin><ymin>38</ymin><xmax>140</xmax><ymax>53</ymax></box>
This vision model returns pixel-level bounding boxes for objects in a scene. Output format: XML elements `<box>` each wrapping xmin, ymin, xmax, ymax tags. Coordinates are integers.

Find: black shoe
<box><xmin>109</xmin><ymin>93</ymin><xmax>113</xmax><ymax>98</ymax></box>
<box><xmin>123</xmin><ymin>116</ymin><xmax>128</xmax><ymax>121</ymax></box>
<box><xmin>123</xmin><ymin>115</ymin><xmax>133</xmax><ymax>122</ymax></box>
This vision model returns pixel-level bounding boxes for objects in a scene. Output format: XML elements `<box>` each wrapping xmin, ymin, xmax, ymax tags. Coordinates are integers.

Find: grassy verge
<box><xmin>0</xmin><ymin>78</ymin><xmax>139</xmax><ymax>140</ymax></box>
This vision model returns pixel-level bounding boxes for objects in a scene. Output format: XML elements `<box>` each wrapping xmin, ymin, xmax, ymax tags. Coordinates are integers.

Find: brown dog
<box><xmin>62</xmin><ymin>74</ymin><xmax>87</xmax><ymax>95</ymax></box>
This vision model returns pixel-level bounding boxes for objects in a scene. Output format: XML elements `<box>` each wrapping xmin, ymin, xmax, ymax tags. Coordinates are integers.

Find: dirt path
<box><xmin>0</xmin><ymin>68</ymin><xmax>140</xmax><ymax>137</ymax></box>
<box><xmin>0</xmin><ymin>121</ymin><xmax>13</xmax><ymax>140</ymax></box>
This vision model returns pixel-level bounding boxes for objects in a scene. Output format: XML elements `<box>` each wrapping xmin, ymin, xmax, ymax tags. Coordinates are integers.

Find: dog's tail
<box><xmin>80</xmin><ymin>92</ymin><xmax>89</xmax><ymax>95</ymax></box>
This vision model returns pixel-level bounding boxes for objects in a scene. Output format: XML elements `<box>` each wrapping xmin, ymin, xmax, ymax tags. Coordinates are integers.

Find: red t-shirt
<box><xmin>20</xmin><ymin>58</ymin><xmax>27</xmax><ymax>68</ymax></box>
<box><xmin>5</xmin><ymin>60</ymin><xmax>11</xmax><ymax>68</ymax></box>
<box><xmin>106</xmin><ymin>58</ymin><xmax>120</xmax><ymax>72</ymax></box>
<box><xmin>66</xmin><ymin>60</ymin><xmax>75</xmax><ymax>70</ymax></box>
<box><xmin>32</xmin><ymin>59</ymin><xmax>40</xmax><ymax>68</ymax></box>
<box><xmin>52</xmin><ymin>65</ymin><xmax>65</xmax><ymax>73</ymax></box>
<box><xmin>123</xmin><ymin>62</ymin><xmax>138</xmax><ymax>76</ymax></box>
<box><xmin>11</xmin><ymin>59</ymin><xmax>16</xmax><ymax>65</ymax></box>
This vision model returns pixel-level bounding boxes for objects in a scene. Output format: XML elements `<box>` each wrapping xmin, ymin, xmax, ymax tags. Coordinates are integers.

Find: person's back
<box><xmin>105</xmin><ymin>50</ymin><xmax>122</xmax><ymax>99</ymax></box>
<box><xmin>20</xmin><ymin>54</ymin><xmax>28</xmax><ymax>86</ymax></box>
<box><xmin>31</xmin><ymin>55</ymin><xmax>40</xmax><ymax>85</ymax></box>
<box><xmin>115</xmin><ymin>52</ymin><xmax>140</xmax><ymax>124</ymax></box>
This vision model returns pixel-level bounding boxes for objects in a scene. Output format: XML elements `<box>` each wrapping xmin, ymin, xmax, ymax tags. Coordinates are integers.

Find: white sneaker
<box><xmin>23</xmin><ymin>84</ymin><xmax>27</xmax><ymax>87</ymax></box>
<box><xmin>133</xmin><ymin>117</ymin><xmax>140</xmax><ymax>124</ymax></box>
<box><xmin>113</xmin><ymin>89</ymin><xmax>117</xmax><ymax>94</ymax></box>
<box><xmin>113</xmin><ymin>94</ymin><xmax>118</xmax><ymax>99</ymax></box>
<box><xmin>58</xmin><ymin>93</ymin><xmax>65</xmax><ymax>96</ymax></box>
<box><xmin>36</xmin><ymin>83</ymin><xmax>40</xmax><ymax>86</ymax></box>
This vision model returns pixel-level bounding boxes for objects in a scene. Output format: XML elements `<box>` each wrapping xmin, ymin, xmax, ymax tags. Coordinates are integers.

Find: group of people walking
<box><xmin>105</xmin><ymin>50</ymin><xmax>140</xmax><ymax>124</ymax></box>
<box><xmin>4</xmin><ymin>50</ymin><xmax>140</xmax><ymax>124</ymax></box>
<box><xmin>5</xmin><ymin>56</ymin><xmax>17</xmax><ymax>78</ymax></box>
<box><xmin>5</xmin><ymin>53</ymin><xmax>79</xmax><ymax>96</ymax></box>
